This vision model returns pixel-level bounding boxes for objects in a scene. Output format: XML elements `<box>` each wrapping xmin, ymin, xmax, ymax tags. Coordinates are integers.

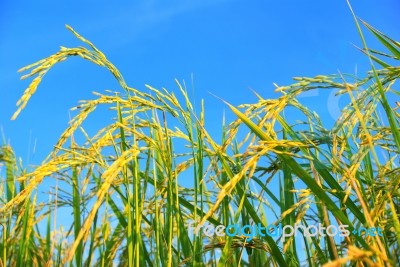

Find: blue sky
<box><xmin>1</xmin><ymin>0</ymin><xmax>399</xmax><ymax>165</ymax></box>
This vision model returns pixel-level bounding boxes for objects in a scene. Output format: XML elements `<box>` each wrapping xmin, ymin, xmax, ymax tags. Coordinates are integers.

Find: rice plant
<box><xmin>0</xmin><ymin>16</ymin><xmax>399</xmax><ymax>266</ymax></box>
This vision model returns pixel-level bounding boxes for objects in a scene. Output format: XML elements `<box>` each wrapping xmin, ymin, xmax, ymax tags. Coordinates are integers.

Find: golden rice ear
<box><xmin>12</xmin><ymin>25</ymin><xmax>123</xmax><ymax>121</ymax></box>
<box><xmin>65</xmin><ymin>24</ymin><xmax>107</xmax><ymax>60</ymax></box>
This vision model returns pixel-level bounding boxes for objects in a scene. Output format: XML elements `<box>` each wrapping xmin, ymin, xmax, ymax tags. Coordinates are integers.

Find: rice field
<box><xmin>0</xmin><ymin>15</ymin><xmax>399</xmax><ymax>267</ymax></box>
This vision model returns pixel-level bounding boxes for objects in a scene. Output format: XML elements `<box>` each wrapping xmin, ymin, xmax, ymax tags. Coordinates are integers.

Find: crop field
<box><xmin>0</xmin><ymin>10</ymin><xmax>399</xmax><ymax>267</ymax></box>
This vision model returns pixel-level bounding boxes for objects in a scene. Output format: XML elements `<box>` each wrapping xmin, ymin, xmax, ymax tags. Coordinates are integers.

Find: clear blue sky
<box><xmin>1</xmin><ymin>1</ymin><xmax>399</xmax><ymax>164</ymax></box>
